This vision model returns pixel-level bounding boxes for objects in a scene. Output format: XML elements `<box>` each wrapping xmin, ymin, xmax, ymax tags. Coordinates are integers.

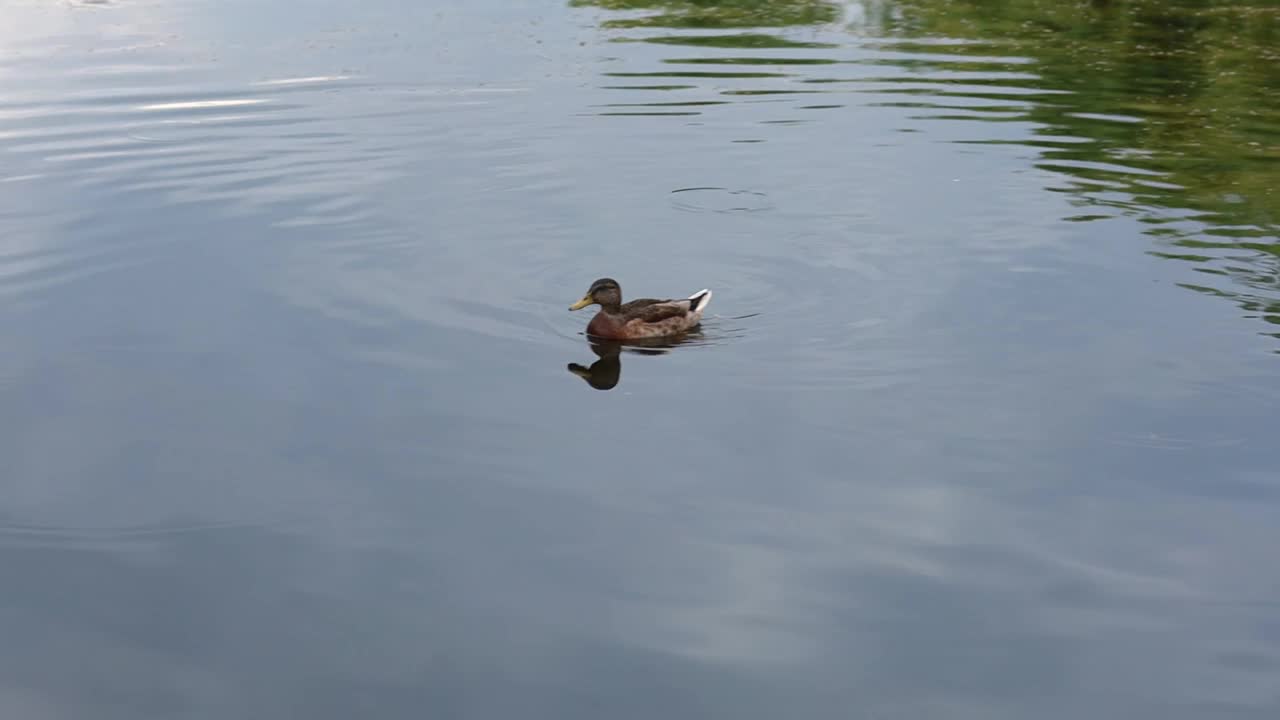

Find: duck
<box><xmin>568</xmin><ymin>277</ymin><xmax>712</xmax><ymax>340</ymax></box>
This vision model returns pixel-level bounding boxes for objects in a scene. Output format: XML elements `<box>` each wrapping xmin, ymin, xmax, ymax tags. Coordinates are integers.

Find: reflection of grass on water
<box><xmin>578</xmin><ymin>0</ymin><xmax>1278</xmax><ymax>235</ymax></box>
<box><xmin>890</xmin><ymin>0</ymin><xmax>1280</xmax><ymax>336</ymax></box>
<box><xmin>626</xmin><ymin>33</ymin><xmax>837</xmax><ymax>48</ymax></box>
<box><xmin>570</xmin><ymin>0</ymin><xmax>842</xmax><ymax>29</ymax></box>
<box><xmin>893</xmin><ymin>0</ymin><xmax>1279</xmax><ymax>225</ymax></box>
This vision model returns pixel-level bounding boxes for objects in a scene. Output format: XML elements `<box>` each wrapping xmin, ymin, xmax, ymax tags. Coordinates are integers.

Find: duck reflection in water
<box><xmin>566</xmin><ymin>332</ymin><xmax>702</xmax><ymax>390</ymax></box>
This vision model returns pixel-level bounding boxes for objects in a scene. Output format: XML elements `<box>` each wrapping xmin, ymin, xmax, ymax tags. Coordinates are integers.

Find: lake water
<box><xmin>3</xmin><ymin>0</ymin><xmax>1279</xmax><ymax>717</ymax></box>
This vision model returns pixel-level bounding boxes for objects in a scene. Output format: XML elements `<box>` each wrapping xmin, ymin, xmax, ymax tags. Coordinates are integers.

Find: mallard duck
<box><xmin>568</xmin><ymin>277</ymin><xmax>712</xmax><ymax>340</ymax></box>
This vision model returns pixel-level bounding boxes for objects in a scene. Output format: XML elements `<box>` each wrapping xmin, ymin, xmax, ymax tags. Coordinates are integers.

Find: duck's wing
<box><xmin>620</xmin><ymin>298</ymin><xmax>694</xmax><ymax>324</ymax></box>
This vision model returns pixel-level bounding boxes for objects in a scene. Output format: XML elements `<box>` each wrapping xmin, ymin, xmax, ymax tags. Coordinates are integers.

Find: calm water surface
<box><xmin>3</xmin><ymin>0</ymin><xmax>1279</xmax><ymax>717</ymax></box>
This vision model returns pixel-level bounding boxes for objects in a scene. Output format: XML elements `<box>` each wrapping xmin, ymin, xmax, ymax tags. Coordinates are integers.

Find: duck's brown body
<box><xmin>584</xmin><ymin>299</ymin><xmax>698</xmax><ymax>339</ymax></box>
<box><xmin>570</xmin><ymin>279</ymin><xmax>712</xmax><ymax>340</ymax></box>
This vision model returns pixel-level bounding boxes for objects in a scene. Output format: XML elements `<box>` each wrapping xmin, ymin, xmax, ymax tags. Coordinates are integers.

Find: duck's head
<box><xmin>569</xmin><ymin>277</ymin><xmax>621</xmax><ymax>311</ymax></box>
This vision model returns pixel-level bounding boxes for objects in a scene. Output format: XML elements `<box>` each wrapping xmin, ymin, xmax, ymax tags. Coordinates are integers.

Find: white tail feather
<box><xmin>687</xmin><ymin>288</ymin><xmax>712</xmax><ymax>315</ymax></box>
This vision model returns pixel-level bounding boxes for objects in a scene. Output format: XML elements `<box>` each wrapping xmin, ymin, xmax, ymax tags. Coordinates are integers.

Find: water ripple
<box><xmin>0</xmin><ymin>38</ymin><xmax>527</xmax><ymax>309</ymax></box>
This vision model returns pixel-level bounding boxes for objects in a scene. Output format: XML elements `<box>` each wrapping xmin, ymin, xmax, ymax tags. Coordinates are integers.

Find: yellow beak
<box><xmin>569</xmin><ymin>295</ymin><xmax>594</xmax><ymax>311</ymax></box>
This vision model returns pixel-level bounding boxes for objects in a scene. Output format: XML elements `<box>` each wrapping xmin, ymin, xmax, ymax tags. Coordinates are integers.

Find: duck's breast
<box><xmin>586</xmin><ymin>312</ymin><xmax>625</xmax><ymax>339</ymax></box>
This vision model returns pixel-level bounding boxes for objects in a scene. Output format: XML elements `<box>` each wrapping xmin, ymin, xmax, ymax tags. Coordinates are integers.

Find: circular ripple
<box><xmin>669</xmin><ymin>186</ymin><xmax>773</xmax><ymax>214</ymax></box>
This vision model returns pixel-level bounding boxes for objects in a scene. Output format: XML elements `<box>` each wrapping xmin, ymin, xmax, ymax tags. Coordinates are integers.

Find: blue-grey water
<box><xmin>3</xmin><ymin>0</ymin><xmax>1279</xmax><ymax>717</ymax></box>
